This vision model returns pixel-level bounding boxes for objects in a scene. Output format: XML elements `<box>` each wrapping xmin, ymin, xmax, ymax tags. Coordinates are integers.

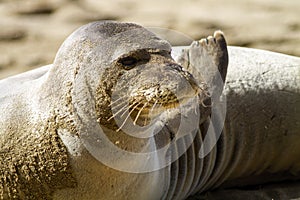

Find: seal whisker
<box><xmin>133</xmin><ymin>102</ymin><xmax>149</xmax><ymax>125</ymax></box>
<box><xmin>144</xmin><ymin>117</ymin><xmax>148</xmax><ymax>126</ymax></box>
<box><xmin>149</xmin><ymin>100</ymin><xmax>158</xmax><ymax>115</ymax></box>
<box><xmin>201</xmin><ymin>101</ymin><xmax>208</xmax><ymax>108</ymax></box>
<box><xmin>116</xmin><ymin>102</ymin><xmax>143</xmax><ymax>132</ymax></box>
<box><xmin>109</xmin><ymin>95</ymin><xmax>128</xmax><ymax>107</ymax></box>
<box><xmin>200</xmin><ymin>99</ymin><xmax>211</xmax><ymax>108</ymax></box>
<box><xmin>111</xmin><ymin>100</ymin><xmax>128</xmax><ymax>109</ymax></box>
<box><xmin>108</xmin><ymin>102</ymin><xmax>131</xmax><ymax>121</ymax></box>
<box><xmin>120</xmin><ymin>101</ymin><xmax>141</xmax><ymax>117</ymax></box>
<box><xmin>202</xmin><ymin>88</ymin><xmax>211</xmax><ymax>98</ymax></box>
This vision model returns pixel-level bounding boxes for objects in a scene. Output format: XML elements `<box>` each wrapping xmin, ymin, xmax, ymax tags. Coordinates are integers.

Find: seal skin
<box><xmin>0</xmin><ymin>21</ymin><xmax>212</xmax><ymax>200</ymax></box>
<box><xmin>0</xmin><ymin>20</ymin><xmax>299</xmax><ymax>200</ymax></box>
<box><xmin>175</xmin><ymin>46</ymin><xmax>300</xmax><ymax>199</ymax></box>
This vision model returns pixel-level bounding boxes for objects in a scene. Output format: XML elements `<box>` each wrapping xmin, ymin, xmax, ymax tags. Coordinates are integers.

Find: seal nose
<box><xmin>129</xmin><ymin>62</ymin><xmax>201</xmax><ymax>108</ymax></box>
<box><xmin>164</xmin><ymin>63</ymin><xmax>201</xmax><ymax>95</ymax></box>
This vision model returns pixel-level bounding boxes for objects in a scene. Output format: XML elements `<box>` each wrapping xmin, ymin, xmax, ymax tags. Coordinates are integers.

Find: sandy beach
<box><xmin>0</xmin><ymin>0</ymin><xmax>299</xmax><ymax>79</ymax></box>
<box><xmin>0</xmin><ymin>1</ymin><xmax>300</xmax><ymax>199</ymax></box>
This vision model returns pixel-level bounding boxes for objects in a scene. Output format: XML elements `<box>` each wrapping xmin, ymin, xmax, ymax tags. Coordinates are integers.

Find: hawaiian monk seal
<box><xmin>1</xmin><ymin>20</ymin><xmax>299</xmax><ymax>200</ymax></box>
<box><xmin>0</xmin><ymin>21</ymin><xmax>228</xmax><ymax>199</ymax></box>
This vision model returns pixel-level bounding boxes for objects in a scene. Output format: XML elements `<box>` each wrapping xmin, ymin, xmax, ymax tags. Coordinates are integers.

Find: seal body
<box><xmin>0</xmin><ymin>21</ymin><xmax>300</xmax><ymax>200</ymax></box>
<box><xmin>0</xmin><ymin>21</ymin><xmax>208</xmax><ymax>200</ymax></box>
<box><xmin>173</xmin><ymin>46</ymin><xmax>300</xmax><ymax>199</ymax></box>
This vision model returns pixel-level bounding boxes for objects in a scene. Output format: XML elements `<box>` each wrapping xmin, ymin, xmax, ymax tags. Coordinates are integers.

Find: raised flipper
<box><xmin>175</xmin><ymin>31</ymin><xmax>228</xmax><ymax>101</ymax></box>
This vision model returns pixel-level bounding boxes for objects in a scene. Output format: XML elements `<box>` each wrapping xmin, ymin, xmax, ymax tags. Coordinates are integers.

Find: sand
<box><xmin>0</xmin><ymin>0</ymin><xmax>299</xmax><ymax>79</ymax></box>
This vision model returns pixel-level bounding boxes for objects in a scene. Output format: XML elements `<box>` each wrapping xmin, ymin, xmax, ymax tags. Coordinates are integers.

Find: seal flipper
<box><xmin>175</xmin><ymin>31</ymin><xmax>228</xmax><ymax>100</ymax></box>
<box><xmin>173</xmin><ymin>32</ymin><xmax>229</xmax><ymax>197</ymax></box>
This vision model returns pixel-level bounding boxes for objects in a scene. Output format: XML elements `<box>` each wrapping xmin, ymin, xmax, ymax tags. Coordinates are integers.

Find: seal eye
<box><xmin>119</xmin><ymin>56</ymin><xmax>138</xmax><ymax>70</ymax></box>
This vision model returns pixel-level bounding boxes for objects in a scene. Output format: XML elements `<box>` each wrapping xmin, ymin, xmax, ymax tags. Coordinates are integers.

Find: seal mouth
<box><xmin>132</xmin><ymin>94</ymin><xmax>197</xmax><ymax>118</ymax></box>
<box><xmin>131</xmin><ymin>99</ymin><xmax>179</xmax><ymax>119</ymax></box>
<box><xmin>109</xmin><ymin>87</ymin><xmax>201</xmax><ymax>131</ymax></box>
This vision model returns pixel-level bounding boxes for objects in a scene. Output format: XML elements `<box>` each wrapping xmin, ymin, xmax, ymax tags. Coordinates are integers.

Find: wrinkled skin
<box><xmin>176</xmin><ymin>46</ymin><xmax>300</xmax><ymax>199</ymax></box>
<box><xmin>0</xmin><ymin>21</ymin><xmax>217</xmax><ymax>199</ymax></box>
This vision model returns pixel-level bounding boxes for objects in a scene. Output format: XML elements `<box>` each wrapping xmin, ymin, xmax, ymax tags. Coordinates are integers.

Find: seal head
<box><xmin>48</xmin><ymin>21</ymin><xmax>209</xmax><ymax>140</ymax></box>
<box><xmin>45</xmin><ymin>21</ymin><xmax>210</xmax><ymax>199</ymax></box>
